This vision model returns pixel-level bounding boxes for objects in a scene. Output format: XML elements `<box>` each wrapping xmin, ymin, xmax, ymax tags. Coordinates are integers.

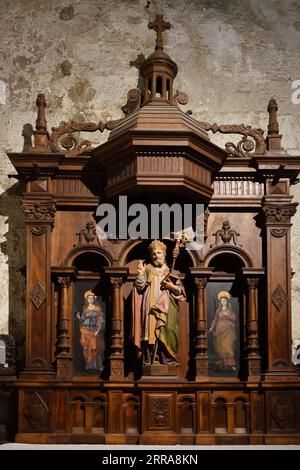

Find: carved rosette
<box><xmin>262</xmin><ymin>203</ymin><xmax>298</xmax><ymax>224</ymax></box>
<box><xmin>21</xmin><ymin>201</ymin><xmax>56</xmax><ymax>229</ymax></box>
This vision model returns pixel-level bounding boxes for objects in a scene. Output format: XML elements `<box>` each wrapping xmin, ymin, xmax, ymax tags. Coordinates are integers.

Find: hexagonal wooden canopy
<box><xmin>85</xmin><ymin>104</ymin><xmax>227</xmax><ymax>201</ymax></box>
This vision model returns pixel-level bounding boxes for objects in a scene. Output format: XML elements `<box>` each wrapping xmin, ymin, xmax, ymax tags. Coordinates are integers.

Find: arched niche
<box><xmin>120</xmin><ymin>238</ymin><xmax>197</xmax><ymax>275</ymax></box>
<box><xmin>121</xmin><ymin>238</ymin><xmax>194</xmax><ymax>380</ymax></box>
<box><xmin>70</xmin><ymin>250</ymin><xmax>109</xmax><ymax>376</ymax></box>
<box><xmin>205</xmin><ymin>248</ymin><xmax>251</xmax><ymax>379</ymax></box>
<box><xmin>63</xmin><ymin>245</ymin><xmax>113</xmax><ymax>268</ymax></box>
<box><xmin>204</xmin><ymin>245</ymin><xmax>253</xmax><ymax>270</ymax></box>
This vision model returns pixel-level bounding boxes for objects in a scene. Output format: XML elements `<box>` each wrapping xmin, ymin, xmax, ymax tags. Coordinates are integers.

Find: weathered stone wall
<box><xmin>1</xmin><ymin>0</ymin><xmax>300</xmax><ymax>359</ymax></box>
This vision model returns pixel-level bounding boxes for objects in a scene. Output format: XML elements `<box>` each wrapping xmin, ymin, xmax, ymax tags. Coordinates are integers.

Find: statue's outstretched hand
<box><xmin>137</xmin><ymin>260</ymin><xmax>146</xmax><ymax>274</ymax></box>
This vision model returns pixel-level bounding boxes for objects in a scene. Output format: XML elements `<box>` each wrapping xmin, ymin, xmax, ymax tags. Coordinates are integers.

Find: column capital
<box><xmin>58</xmin><ymin>276</ymin><xmax>71</xmax><ymax>288</ymax></box>
<box><xmin>194</xmin><ymin>277</ymin><xmax>208</xmax><ymax>289</ymax></box>
<box><xmin>246</xmin><ymin>278</ymin><xmax>259</xmax><ymax>289</ymax></box>
<box><xmin>21</xmin><ymin>200</ymin><xmax>56</xmax><ymax>225</ymax></box>
<box><xmin>261</xmin><ymin>201</ymin><xmax>298</xmax><ymax>224</ymax></box>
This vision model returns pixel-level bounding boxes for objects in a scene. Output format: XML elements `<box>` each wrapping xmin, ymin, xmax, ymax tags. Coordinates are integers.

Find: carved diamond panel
<box><xmin>271</xmin><ymin>284</ymin><xmax>287</xmax><ymax>311</ymax></box>
<box><xmin>30</xmin><ymin>282</ymin><xmax>47</xmax><ymax>310</ymax></box>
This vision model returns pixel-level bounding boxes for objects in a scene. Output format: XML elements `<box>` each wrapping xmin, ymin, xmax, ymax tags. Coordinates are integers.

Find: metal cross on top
<box><xmin>148</xmin><ymin>14</ymin><xmax>171</xmax><ymax>51</ymax></box>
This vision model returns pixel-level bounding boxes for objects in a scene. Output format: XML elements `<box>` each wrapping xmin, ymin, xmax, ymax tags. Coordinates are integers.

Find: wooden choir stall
<box><xmin>4</xmin><ymin>15</ymin><xmax>300</xmax><ymax>444</ymax></box>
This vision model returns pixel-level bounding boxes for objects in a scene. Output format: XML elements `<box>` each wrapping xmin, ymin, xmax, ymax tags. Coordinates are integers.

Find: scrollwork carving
<box><xmin>210</xmin><ymin>220</ymin><xmax>242</xmax><ymax>248</ymax></box>
<box><xmin>49</xmin><ymin>119</ymin><xmax>122</xmax><ymax>156</ymax></box>
<box><xmin>171</xmin><ymin>90</ymin><xmax>189</xmax><ymax>106</ymax></box>
<box><xmin>199</xmin><ymin>121</ymin><xmax>266</xmax><ymax>158</ymax></box>
<box><xmin>121</xmin><ymin>88</ymin><xmax>141</xmax><ymax>116</ymax></box>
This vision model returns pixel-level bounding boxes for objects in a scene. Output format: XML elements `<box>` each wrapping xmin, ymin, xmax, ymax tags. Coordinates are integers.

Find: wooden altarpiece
<box><xmin>5</xmin><ymin>15</ymin><xmax>300</xmax><ymax>444</ymax></box>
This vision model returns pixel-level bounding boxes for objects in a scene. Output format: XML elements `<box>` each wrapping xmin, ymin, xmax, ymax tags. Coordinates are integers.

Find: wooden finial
<box><xmin>266</xmin><ymin>98</ymin><xmax>284</xmax><ymax>153</ymax></box>
<box><xmin>267</xmin><ymin>98</ymin><xmax>279</xmax><ymax>135</ymax></box>
<box><xmin>148</xmin><ymin>14</ymin><xmax>171</xmax><ymax>51</ymax></box>
<box><xmin>28</xmin><ymin>93</ymin><xmax>50</xmax><ymax>152</ymax></box>
<box><xmin>35</xmin><ymin>93</ymin><xmax>47</xmax><ymax>131</ymax></box>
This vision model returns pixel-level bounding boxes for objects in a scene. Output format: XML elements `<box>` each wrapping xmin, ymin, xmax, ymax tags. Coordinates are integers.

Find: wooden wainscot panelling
<box><xmin>121</xmin><ymin>394</ymin><xmax>140</xmax><ymax>444</ymax></box>
<box><xmin>16</xmin><ymin>391</ymin><xmax>52</xmax><ymax>443</ymax></box>
<box><xmin>210</xmin><ymin>392</ymin><xmax>250</xmax><ymax>445</ymax></box>
<box><xmin>249</xmin><ymin>391</ymin><xmax>265</xmax><ymax>444</ymax></box>
<box><xmin>195</xmin><ymin>391</ymin><xmax>214</xmax><ymax>444</ymax></box>
<box><xmin>177</xmin><ymin>394</ymin><xmax>196</xmax><ymax>444</ymax></box>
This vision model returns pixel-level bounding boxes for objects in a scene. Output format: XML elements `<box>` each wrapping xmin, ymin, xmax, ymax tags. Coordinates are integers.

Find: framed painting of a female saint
<box><xmin>207</xmin><ymin>282</ymin><xmax>240</xmax><ymax>377</ymax></box>
<box><xmin>73</xmin><ymin>281</ymin><xmax>106</xmax><ymax>373</ymax></box>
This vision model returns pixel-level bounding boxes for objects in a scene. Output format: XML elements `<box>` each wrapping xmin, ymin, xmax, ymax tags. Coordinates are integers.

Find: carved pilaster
<box><xmin>21</xmin><ymin>200</ymin><xmax>56</xmax><ymax>374</ymax></box>
<box><xmin>105</xmin><ymin>268</ymin><xmax>128</xmax><ymax>381</ymax></box>
<box><xmin>260</xmin><ymin>198</ymin><xmax>298</xmax><ymax>379</ymax></box>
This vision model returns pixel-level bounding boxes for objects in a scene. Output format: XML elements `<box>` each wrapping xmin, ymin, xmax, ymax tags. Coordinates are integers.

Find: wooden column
<box><xmin>190</xmin><ymin>268</ymin><xmax>213</xmax><ymax>381</ymax></box>
<box><xmin>242</xmin><ymin>268</ymin><xmax>264</xmax><ymax>381</ymax></box>
<box><xmin>21</xmin><ymin>199</ymin><xmax>56</xmax><ymax>375</ymax></box>
<box><xmin>52</xmin><ymin>268</ymin><xmax>77</xmax><ymax>377</ymax></box>
<box><xmin>104</xmin><ymin>268</ymin><xmax>128</xmax><ymax>381</ymax></box>
<box><xmin>261</xmin><ymin>196</ymin><xmax>298</xmax><ymax>380</ymax></box>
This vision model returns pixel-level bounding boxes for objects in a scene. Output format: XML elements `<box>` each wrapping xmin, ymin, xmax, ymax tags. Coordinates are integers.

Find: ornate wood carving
<box><xmin>49</xmin><ymin>119</ymin><xmax>121</xmax><ymax>156</ymax></box>
<box><xmin>210</xmin><ymin>220</ymin><xmax>242</xmax><ymax>248</ymax></box>
<box><xmin>21</xmin><ymin>201</ymin><xmax>56</xmax><ymax>224</ymax></box>
<box><xmin>271</xmin><ymin>394</ymin><xmax>295</xmax><ymax>430</ymax></box>
<box><xmin>30</xmin><ymin>281</ymin><xmax>47</xmax><ymax>310</ymax></box>
<box><xmin>270</xmin><ymin>228</ymin><xmax>288</xmax><ymax>237</ymax></box>
<box><xmin>121</xmin><ymin>88</ymin><xmax>141</xmax><ymax>116</ymax></box>
<box><xmin>24</xmin><ymin>392</ymin><xmax>50</xmax><ymax>429</ymax></box>
<box><xmin>262</xmin><ymin>203</ymin><xmax>298</xmax><ymax>224</ymax></box>
<box><xmin>149</xmin><ymin>396</ymin><xmax>169</xmax><ymax>428</ymax></box>
<box><xmin>271</xmin><ymin>284</ymin><xmax>287</xmax><ymax>312</ymax></box>
<box><xmin>199</xmin><ymin>121</ymin><xmax>266</xmax><ymax>158</ymax></box>
<box><xmin>76</xmin><ymin>222</ymin><xmax>97</xmax><ymax>245</ymax></box>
